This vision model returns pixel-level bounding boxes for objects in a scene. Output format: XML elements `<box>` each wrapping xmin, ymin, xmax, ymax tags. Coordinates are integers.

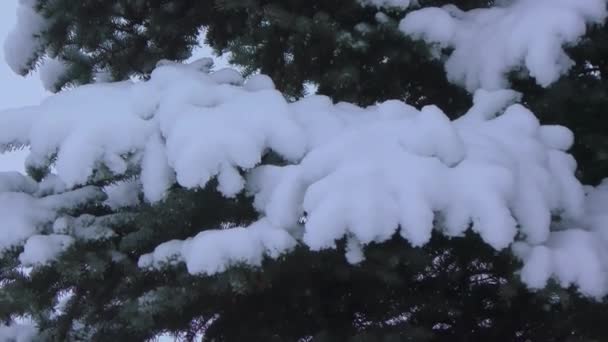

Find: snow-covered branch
<box><xmin>1</xmin><ymin>59</ymin><xmax>606</xmax><ymax>296</ymax></box>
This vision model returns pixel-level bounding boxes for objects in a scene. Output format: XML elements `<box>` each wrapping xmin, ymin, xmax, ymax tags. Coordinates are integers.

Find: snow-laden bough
<box><xmin>0</xmin><ymin>59</ymin><xmax>606</xmax><ymax>298</ymax></box>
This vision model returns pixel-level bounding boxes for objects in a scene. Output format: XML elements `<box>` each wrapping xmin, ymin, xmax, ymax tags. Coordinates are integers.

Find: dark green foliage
<box><xmin>0</xmin><ymin>185</ymin><xmax>260</xmax><ymax>341</ymax></box>
<box><xmin>35</xmin><ymin>0</ymin><xmax>214</xmax><ymax>89</ymax></box>
<box><xmin>34</xmin><ymin>0</ymin><xmax>477</xmax><ymax>108</ymax></box>
<box><xmin>4</xmin><ymin>0</ymin><xmax>608</xmax><ymax>340</ymax></box>
<box><xmin>194</xmin><ymin>233</ymin><xmax>608</xmax><ymax>341</ymax></box>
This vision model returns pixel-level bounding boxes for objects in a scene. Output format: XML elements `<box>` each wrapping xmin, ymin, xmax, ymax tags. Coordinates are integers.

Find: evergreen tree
<box><xmin>1</xmin><ymin>0</ymin><xmax>608</xmax><ymax>341</ymax></box>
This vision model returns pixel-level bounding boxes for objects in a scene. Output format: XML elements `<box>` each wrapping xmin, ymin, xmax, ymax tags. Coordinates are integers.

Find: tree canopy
<box><xmin>1</xmin><ymin>0</ymin><xmax>608</xmax><ymax>341</ymax></box>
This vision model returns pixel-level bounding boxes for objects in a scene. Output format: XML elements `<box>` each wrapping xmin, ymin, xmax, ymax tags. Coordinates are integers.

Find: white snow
<box><xmin>3</xmin><ymin>0</ymin><xmax>46</xmax><ymax>76</ymax></box>
<box><xmin>359</xmin><ymin>0</ymin><xmax>411</xmax><ymax>9</ymax></box>
<box><xmin>36</xmin><ymin>174</ymin><xmax>67</xmax><ymax>196</ymax></box>
<box><xmin>0</xmin><ymin>322</ymin><xmax>37</xmax><ymax>342</ymax></box>
<box><xmin>104</xmin><ymin>180</ymin><xmax>141</xmax><ymax>209</ymax></box>
<box><xmin>141</xmin><ymin>132</ymin><xmax>174</xmax><ymax>203</ymax></box>
<box><xmin>514</xmin><ymin>180</ymin><xmax>608</xmax><ymax>298</ymax></box>
<box><xmin>0</xmin><ymin>191</ymin><xmax>53</xmax><ymax>253</ymax></box>
<box><xmin>0</xmin><ymin>171</ymin><xmax>37</xmax><ymax>193</ymax></box>
<box><xmin>19</xmin><ymin>234</ymin><xmax>74</xmax><ymax>266</ymax></box>
<box><xmin>0</xmin><ymin>179</ymin><xmax>103</xmax><ymax>254</ymax></box>
<box><xmin>39</xmin><ymin>57</ymin><xmax>68</xmax><ymax>92</ymax></box>
<box><xmin>244</xmin><ymin>74</ymin><xmax>276</xmax><ymax>92</ymax></box>
<box><xmin>0</xmin><ymin>57</ymin><xmax>606</xmax><ymax>297</ymax></box>
<box><xmin>399</xmin><ymin>0</ymin><xmax>607</xmax><ymax>91</ymax></box>
<box><xmin>209</xmin><ymin>67</ymin><xmax>244</xmax><ymax>86</ymax></box>
<box><xmin>139</xmin><ymin>219</ymin><xmax>297</xmax><ymax>275</ymax></box>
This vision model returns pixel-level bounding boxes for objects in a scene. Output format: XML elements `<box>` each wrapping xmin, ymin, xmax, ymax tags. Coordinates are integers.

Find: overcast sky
<box><xmin>0</xmin><ymin>0</ymin><xmax>47</xmax><ymax>172</ymax></box>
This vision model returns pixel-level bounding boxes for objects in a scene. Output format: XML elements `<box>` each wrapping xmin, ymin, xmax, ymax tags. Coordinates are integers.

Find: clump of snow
<box><xmin>375</xmin><ymin>12</ymin><xmax>391</xmax><ymax>24</ymax></box>
<box><xmin>0</xmin><ymin>59</ymin><xmax>605</xmax><ymax>297</ymax></box>
<box><xmin>3</xmin><ymin>0</ymin><xmax>46</xmax><ymax>76</ymax></box>
<box><xmin>359</xmin><ymin>0</ymin><xmax>411</xmax><ymax>9</ymax></box>
<box><xmin>141</xmin><ymin>133</ymin><xmax>175</xmax><ymax>203</ymax></box>
<box><xmin>39</xmin><ymin>58</ymin><xmax>68</xmax><ymax>92</ymax></box>
<box><xmin>345</xmin><ymin>236</ymin><xmax>366</xmax><ymax>264</ymax></box>
<box><xmin>0</xmin><ymin>185</ymin><xmax>104</xmax><ymax>254</ymax></box>
<box><xmin>244</xmin><ymin>74</ymin><xmax>275</xmax><ymax>92</ymax></box>
<box><xmin>0</xmin><ymin>192</ymin><xmax>53</xmax><ymax>253</ymax></box>
<box><xmin>19</xmin><ymin>234</ymin><xmax>74</xmax><ymax>266</ymax></box>
<box><xmin>514</xmin><ymin>180</ymin><xmax>608</xmax><ymax>298</ymax></box>
<box><xmin>0</xmin><ymin>322</ymin><xmax>37</xmax><ymax>342</ymax></box>
<box><xmin>209</xmin><ymin>67</ymin><xmax>244</xmax><ymax>86</ymax></box>
<box><xmin>0</xmin><ymin>82</ymin><xmax>154</xmax><ymax>187</ymax></box>
<box><xmin>0</xmin><ymin>59</ymin><xmax>306</xmax><ymax>193</ymax></box>
<box><xmin>104</xmin><ymin>180</ymin><xmax>141</xmax><ymax>209</ymax></box>
<box><xmin>399</xmin><ymin>0</ymin><xmax>608</xmax><ymax>91</ymax></box>
<box><xmin>139</xmin><ymin>219</ymin><xmax>297</xmax><ymax>275</ymax></box>
<box><xmin>36</xmin><ymin>174</ymin><xmax>67</xmax><ymax>196</ymax></box>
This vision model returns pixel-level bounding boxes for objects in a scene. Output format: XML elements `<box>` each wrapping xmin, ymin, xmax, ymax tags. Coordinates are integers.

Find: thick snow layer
<box><xmin>0</xmin><ymin>59</ymin><xmax>305</xmax><ymax>192</ymax></box>
<box><xmin>4</xmin><ymin>0</ymin><xmax>46</xmax><ymax>76</ymax></box>
<box><xmin>247</xmin><ymin>93</ymin><xmax>583</xmax><ymax>253</ymax></box>
<box><xmin>400</xmin><ymin>0</ymin><xmax>607</xmax><ymax>91</ymax></box>
<box><xmin>0</xmin><ymin>60</ymin><xmax>604</xmax><ymax>296</ymax></box>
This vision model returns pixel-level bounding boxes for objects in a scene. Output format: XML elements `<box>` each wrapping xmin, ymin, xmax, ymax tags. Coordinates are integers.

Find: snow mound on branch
<box><xmin>3</xmin><ymin>0</ymin><xmax>46</xmax><ymax>76</ymax></box>
<box><xmin>514</xmin><ymin>180</ymin><xmax>608</xmax><ymax>299</ymax></box>
<box><xmin>0</xmin><ymin>171</ymin><xmax>104</xmax><ymax>254</ymax></box>
<box><xmin>39</xmin><ymin>58</ymin><xmax>68</xmax><ymax>92</ymax></box>
<box><xmin>244</xmin><ymin>74</ymin><xmax>276</xmax><ymax>92</ymax></box>
<box><xmin>0</xmin><ymin>58</ymin><xmax>306</xmax><ymax>192</ymax></box>
<box><xmin>138</xmin><ymin>219</ymin><xmax>297</xmax><ymax>275</ymax></box>
<box><xmin>0</xmin><ymin>59</ymin><xmax>602</xmax><ymax>296</ymax></box>
<box><xmin>245</xmin><ymin>90</ymin><xmax>583</xmax><ymax>255</ymax></box>
<box><xmin>19</xmin><ymin>234</ymin><xmax>74</xmax><ymax>266</ymax></box>
<box><xmin>104</xmin><ymin>180</ymin><xmax>141</xmax><ymax>209</ymax></box>
<box><xmin>400</xmin><ymin>0</ymin><xmax>607</xmax><ymax>91</ymax></box>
